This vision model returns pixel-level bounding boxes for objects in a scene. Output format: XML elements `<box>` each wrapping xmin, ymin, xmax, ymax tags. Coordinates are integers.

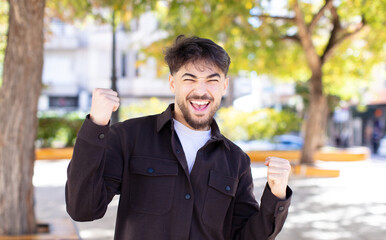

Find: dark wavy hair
<box><xmin>164</xmin><ymin>35</ymin><xmax>231</xmax><ymax>76</ymax></box>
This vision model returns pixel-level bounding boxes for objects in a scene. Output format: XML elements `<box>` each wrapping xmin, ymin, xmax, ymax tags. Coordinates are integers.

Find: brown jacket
<box><xmin>65</xmin><ymin>104</ymin><xmax>292</xmax><ymax>240</ymax></box>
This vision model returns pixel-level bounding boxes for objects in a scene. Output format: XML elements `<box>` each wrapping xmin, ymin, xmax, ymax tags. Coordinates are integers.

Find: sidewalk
<box><xmin>277</xmin><ymin>155</ymin><xmax>386</xmax><ymax>240</ymax></box>
<box><xmin>33</xmin><ymin>156</ymin><xmax>386</xmax><ymax>240</ymax></box>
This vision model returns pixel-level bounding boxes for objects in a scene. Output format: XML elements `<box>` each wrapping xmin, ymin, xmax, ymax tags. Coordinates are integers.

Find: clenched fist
<box><xmin>265</xmin><ymin>157</ymin><xmax>291</xmax><ymax>199</ymax></box>
<box><xmin>90</xmin><ymin>88</ymin><xmax>120</xmax><ymax>126</ymax></box>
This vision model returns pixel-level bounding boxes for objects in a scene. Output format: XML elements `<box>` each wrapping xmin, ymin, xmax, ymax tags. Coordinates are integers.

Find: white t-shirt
<box><xmin>173</xmin><ymin>119</ymin><xmax>211</xmax><ymax>174</ymax></box>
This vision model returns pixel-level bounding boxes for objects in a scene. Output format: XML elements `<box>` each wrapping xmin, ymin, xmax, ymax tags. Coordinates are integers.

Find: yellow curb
<box><xmin>35</xmin><ymin>148</ymin><xmax>344</xmax><ymax>178</ymax></box>
<box><xmin>35</xmin><ymin>148</ymin><xmax>73</xmax><ymax>160</ymax></box>
<box><xmin>314</xmin><ymin>147</ymin><xmax>369</xmax><ymax>162</ymax></box>
<box><xmin>35</xmin><ymin>147</ymin><xmax>370</xmax><ymax>163</ymax></box>
<box><xmin>247</xmin><ymin>147</ymin><xmax>369</xmax><ymax>163</ymax></box>
<box><xmin>247</xmin><ymin>151</ymin><xmax>300</xmax><ymax>163</ymax></box>
<box><xmin>292</xmin><ymin>164</ymin><xmax>340</xmax><ymax>178</ymax></box>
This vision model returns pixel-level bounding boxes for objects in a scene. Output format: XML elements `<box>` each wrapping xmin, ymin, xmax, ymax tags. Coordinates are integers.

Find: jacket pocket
<box><xmin>129</xmin><ymin>156</ymin><xmax>178</xmax><ymax>215</ymax></box>
<box><xmin>202</xmin><ymin>170</ymin><xmax>239</xmax><ymax>230</ymax></box>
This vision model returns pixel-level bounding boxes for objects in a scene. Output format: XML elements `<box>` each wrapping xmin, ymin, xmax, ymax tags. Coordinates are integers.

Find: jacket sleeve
<box><xmin>231</xmin><ymin>161</ymin><xmax>292</xmax><ymax>240</ymax></box>
<box><xmin>65</xmin><ymin>116</ymin><xmax>124</xmax><ymax>221</ymax></box>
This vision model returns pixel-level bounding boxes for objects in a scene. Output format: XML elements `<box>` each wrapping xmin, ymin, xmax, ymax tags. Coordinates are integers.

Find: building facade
<box><xmin>39</xmin><ymin>13</ymin><xmax>171</xmax><ymax>113</ymax></box>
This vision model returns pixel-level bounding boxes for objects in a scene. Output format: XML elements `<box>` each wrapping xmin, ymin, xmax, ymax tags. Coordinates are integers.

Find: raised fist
<box><xmin>265</xmin><ymin>157</ymin><xmax>291</xmax><ymax>199</ymax></box>
<box><xmin>90</xmin><ymin>88</ymin><xmax>120</xmax><ymax>126</ymax></box>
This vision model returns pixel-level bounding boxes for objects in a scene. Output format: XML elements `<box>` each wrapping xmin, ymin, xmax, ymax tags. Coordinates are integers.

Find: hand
<box><xmin>264</xmin><ymin>157</ymin><xmax>291</xmax><ymax>199</ymax></box>
<box><xmin>90</xmin><ymin>88</ymin><xmax>120</xmax><ymax>126</ymax></box>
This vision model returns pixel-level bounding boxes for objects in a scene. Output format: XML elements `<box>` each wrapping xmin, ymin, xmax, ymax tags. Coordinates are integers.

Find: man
<box><xmin>66</xmin><ymin>35</ymin><xmax>292</xmax><ymax>240</ymax></box>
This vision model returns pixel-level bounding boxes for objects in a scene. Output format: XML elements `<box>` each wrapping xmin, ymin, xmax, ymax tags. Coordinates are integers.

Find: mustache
<box><xmin>186</xmin><ymin>94</ymin><xmax>214</xmax><ymax>101</ymax></box>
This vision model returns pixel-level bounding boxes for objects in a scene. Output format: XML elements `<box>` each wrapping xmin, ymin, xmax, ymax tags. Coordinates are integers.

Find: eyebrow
<box><xmin>181</xmin><ymin>73</ymin><xmax>221</xmax><ymax>79</ymax></box>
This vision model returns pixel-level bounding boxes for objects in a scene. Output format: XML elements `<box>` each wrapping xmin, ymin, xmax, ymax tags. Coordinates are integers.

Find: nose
<box><xmin>194</xmin><ymin>81</ymin><xmax>207</xmax><ymax>96</ymax></box>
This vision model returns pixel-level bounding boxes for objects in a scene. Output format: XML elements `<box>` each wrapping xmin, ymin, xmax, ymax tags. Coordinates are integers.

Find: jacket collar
<box><xmin>157</xmin><ymin>104</ymin><xmax>230</xmax><ymax>150</ymax></box>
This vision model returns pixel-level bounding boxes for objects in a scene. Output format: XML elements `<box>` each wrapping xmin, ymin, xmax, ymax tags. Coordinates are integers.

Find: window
<box><xmin>49</xmin><ymin>96</ymin><xmax>78</xmax><ymax>108</ymax></box>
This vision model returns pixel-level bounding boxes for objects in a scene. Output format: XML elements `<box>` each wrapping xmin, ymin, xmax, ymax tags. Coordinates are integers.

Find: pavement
<box><xmin>33</xmin><ymin>155</ymin><xmax>386</xmax><ymax>240</ymax></box>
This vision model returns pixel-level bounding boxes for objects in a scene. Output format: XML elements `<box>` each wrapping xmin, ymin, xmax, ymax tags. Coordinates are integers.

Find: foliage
<box><xmin>216</xmin><ymin>106</ymin><xmax>301</xmax><ymax>141</ymax></box>
<box><xmin>46</xmin><ymin>0</ymin><xmax>156</xmax><ymax>29</ymax></box>
<box><xmin>149</xmin><ymin>0</ymin><xmax>386</xmax><ymax>101</ymax></box>
<box><xmin>119</xmin><ymin>97</ymin><xmax>170</xmax><ymax>120</ymax></box>
<box><xmin>36</xmin><ymin>112</ymin><xmax>86</xmax><ymax>148</ymax></box>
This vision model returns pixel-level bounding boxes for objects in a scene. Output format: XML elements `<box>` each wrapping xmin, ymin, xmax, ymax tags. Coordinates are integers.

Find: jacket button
<box><xmin>176</xmin><ymin>149</ymin><xmax>180</xmax><ymax>154</ymax></box>
<box><xmin>278</xmin><ymin>206</ymin><xmax>285</xmax><ymax>212</ymax></box>
<box><xmin>98</xmin><ymin>133</ymin><xmax>105</xmax><ymax>139</ymax></box>
<box><xmin>185</xmin><ymin>194</ymin><xmax>191</xmax><ymax>200</ymax></box>
<box><xmin>147</xmin><ymin>168</ymin><xmax>154</xmax><ymax>174</ymax></box>
<box><xmin>225</xmin><ymin>186</ymin><xmax>231</xmax><ymax>191</ymax></box>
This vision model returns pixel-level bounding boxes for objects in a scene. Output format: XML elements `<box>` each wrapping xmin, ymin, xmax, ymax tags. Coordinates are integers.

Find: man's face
<box><xmin>169</xmin><ymin>61</ymin><xmax>229</xmax><ymax>131</ymax></box>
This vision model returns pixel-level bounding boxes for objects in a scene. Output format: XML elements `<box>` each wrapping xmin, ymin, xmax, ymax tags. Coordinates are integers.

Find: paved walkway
<box><xmin>33</xmin><ymin>155</ymin><xmax>386</xmax><ymax>240</ymax></box>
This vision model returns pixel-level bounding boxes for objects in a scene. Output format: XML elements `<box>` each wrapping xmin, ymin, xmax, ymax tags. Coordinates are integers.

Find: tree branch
<box><xmin>293</xmin><ymin>0</ymin><xmax>321</xmax><ymax>73</ymax></box>
<box><xmin>308</xmin><ymin>0</ymin><xmax>333</xmax><ymax>33</ymax></box>
<box><xmin>256</xmin><ymin>15</ymin><xmax>295</xmax><ymax>21</ymax></box>
<box><xmin>330</xmin><ymin>5</ymin><xmax>341</xmax><ymax>29</ymax></box>
<box><xmin>322</xmin><ymin>18</ymin><xmax>366</xmax><ymax>63</ymax></box>
<box><xmin>321</xmin><ymin>5</ymin><xmax>341</xmax><ymax>64</ymax></box>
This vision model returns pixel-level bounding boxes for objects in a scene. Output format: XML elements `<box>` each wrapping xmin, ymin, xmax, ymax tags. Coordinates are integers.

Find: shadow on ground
<box><xmin>34</xmin><ymin>157</ymin><xmax>386</xmax><ymax>240</ymax></box>
<box><xmin>257</xmin><ymin>157</ymin><xmax>386</xmax><ymax>240</ymax></box>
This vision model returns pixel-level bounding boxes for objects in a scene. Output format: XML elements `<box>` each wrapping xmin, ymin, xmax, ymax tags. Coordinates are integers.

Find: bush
<box><xmin>35</xmin><ymin>100</ymin><xmax>301</xmax><ymax>147</ymax></box>
<box><xmin>216</xmin><ymin>107</ymin><xmax>302</xmax><ymax>141</ymax></box>
<box><xmin>119</xmin><ymin>97</ymin><xmax>169</xmax><ymax>121</ymax></box>
<box><xmin>36</xmin><ymin>112</ymin><xmax>85</xmax><ymax>148</ymax></box>
<box><xmin>36</xmin><ymin>98</ymin><xmax>169</xmax><ymax>148</ymax></box>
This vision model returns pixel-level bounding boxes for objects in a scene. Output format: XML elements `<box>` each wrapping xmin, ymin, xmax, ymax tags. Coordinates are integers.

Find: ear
<box><xmin>222</xmin><ymin>77</ymin><xmax>229</xmax><ymax>96</ymax></box>
<box><xmin>169</xmin><ymin>74</ymin><xmax>176</xmax><ymax>94</ymax></box>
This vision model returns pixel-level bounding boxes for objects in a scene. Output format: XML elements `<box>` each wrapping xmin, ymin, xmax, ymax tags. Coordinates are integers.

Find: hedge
<box><xmin>36</xmin><ymin>112</ymin><xmax>85</xmax><ymax>148</ymax></box>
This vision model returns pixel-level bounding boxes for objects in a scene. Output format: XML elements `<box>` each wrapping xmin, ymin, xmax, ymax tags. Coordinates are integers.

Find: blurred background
<box><xmin>0</xmin><ymin>0</ymin><xmax>385</xmax><ymax>239</ymax></box>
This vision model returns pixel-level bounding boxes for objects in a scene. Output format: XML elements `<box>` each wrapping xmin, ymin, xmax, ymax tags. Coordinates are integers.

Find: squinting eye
<box><xmin>209</xmin><ymin>79</ymin><xmax>219</xmax><ymax>82</ymax></box>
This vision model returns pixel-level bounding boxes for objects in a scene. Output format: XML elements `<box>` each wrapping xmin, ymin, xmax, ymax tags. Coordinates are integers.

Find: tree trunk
<box><xmin>316</xmin><ymin>100</ymin><xmax>329</xmax><ymax>148</ymax></box>
<box><xmin>0</xmin><ymin>0</ymin><xmax>45</xmax><ymax>235</ymax></box>
<box><xmin>300</xmin><ymin>71</ymin><xmax>327</xmax><ymax>165</ymax></box>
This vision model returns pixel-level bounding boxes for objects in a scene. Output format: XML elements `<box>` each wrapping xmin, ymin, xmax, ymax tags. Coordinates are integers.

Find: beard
<box><xmin>176</xmin><ymin>94</ymin><xmax>219</xmax><ymax>130</ymax></box>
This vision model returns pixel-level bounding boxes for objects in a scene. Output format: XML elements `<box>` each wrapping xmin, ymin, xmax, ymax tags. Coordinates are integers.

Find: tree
<box><xmin>0</xmin><ymin>0</ymin><xmax>45</xmax><ymax>234</ymax></box>
<box><xmin>150</xmin><ymin>0</ymin><xmax>386</xmax><ymax>164</ymax></box>
<box><xmin>0</xmin><ymin>0</ymin><xmax>156</xmax><ymax>234</ymax></box>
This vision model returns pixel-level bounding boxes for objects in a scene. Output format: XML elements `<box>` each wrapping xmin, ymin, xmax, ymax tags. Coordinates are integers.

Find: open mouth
<box><xmin>190</xmin><ymin>100</ymin><xmax>210</xmax><ymax>112</ymax></box>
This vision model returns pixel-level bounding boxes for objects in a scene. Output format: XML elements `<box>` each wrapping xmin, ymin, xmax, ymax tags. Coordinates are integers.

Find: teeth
<box><xmin>191</xmin><ymin>101</ymin><xmax>209</xmax><ymax>105</ymax></box>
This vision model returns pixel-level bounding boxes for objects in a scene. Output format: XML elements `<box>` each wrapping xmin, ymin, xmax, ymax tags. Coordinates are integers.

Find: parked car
<box><xmin>235</xmin><ymin>134</ymin><xmax>303</xmax><ymax>152</ymax></box>
<box><xmin>234</xmin><ymin>140</ymin><xmax>275</xmax><ymax>152</ymax></box>
<box><xmin>272</xmin><ymin>134</ymin><xmax>303</xmax><ymax>150</ymax></box>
